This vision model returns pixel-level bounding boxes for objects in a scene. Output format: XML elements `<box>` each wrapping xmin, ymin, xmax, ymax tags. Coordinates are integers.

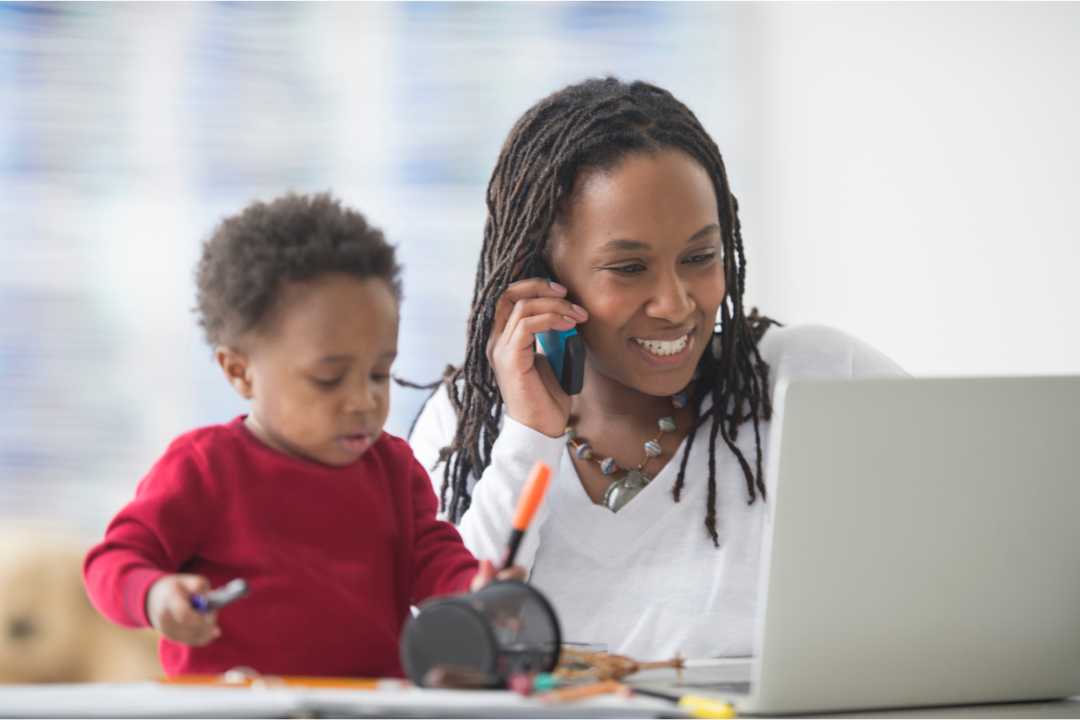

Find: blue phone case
<box><xmin>537</xmin><ymin>328</ymin><xmax>585</xmax><ymax>395</ymax></box>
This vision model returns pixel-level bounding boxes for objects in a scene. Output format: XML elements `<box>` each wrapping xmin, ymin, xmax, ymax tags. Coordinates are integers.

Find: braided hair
<box><xmin>440</xmin><ymin>77</ymin><xmax>777</xmax><ymax>546</ymax></box>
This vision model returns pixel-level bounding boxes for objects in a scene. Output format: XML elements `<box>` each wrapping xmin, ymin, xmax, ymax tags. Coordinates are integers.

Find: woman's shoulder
<box><xmin>408</xmin><ymin>381</ymin><xmax>460</xmax><ymax>474</ymax></box>
<box><xmin>756</xmin><ymin>324</ymin><xmax>906</xmax><ymax>392</ymax></box>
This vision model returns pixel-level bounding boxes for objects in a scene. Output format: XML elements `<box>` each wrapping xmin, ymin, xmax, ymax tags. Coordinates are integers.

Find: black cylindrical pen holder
<box><xmin>400</xmin><ymin>579</ymin><xmax>562</xmax><ymax>687</ymax></box>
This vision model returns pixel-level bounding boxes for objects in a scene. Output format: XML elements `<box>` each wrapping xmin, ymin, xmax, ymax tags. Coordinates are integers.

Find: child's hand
<box><xmin>146</xmin><ymin>574</ymin><xmax>222</xmax><ymax>646</ymax></box>
<box><xmin>470</xmin><ymin>559</ymin><xmax>527</xmax><ymax>592</ymax></box>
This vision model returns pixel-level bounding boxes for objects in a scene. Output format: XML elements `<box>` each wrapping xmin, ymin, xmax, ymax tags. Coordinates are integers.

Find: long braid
<box><xmin>440</xmin><ymin>78</ymin><xmax>777</xmax><ymax>544</ymax></box>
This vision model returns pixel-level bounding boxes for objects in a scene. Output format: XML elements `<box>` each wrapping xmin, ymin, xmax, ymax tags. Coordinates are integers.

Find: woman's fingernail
<box><xmin>549</xmin><ymin>281</ymin><xmax>567</xmax><ymax>293</ymax></box>
<box><xmin>561</xmin><ymin>316</ymin><xmax>578</xmax><ymax>326</ymax></box>
<box><xmin>571</xmin><ymin>304</ymin><xmax>588</xmax><ymax>318</ymax></box>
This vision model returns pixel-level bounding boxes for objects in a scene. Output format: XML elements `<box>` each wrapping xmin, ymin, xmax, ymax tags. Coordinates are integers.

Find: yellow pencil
<box><xmin>632</xmin><ymin>687</ymin><xmax>737</xmax><ymax>718</ymax></box>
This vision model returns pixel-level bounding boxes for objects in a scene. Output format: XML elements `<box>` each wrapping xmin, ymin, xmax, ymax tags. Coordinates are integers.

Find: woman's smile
<box><xmin>630</xmin><ymin>328</ymin><xmax>697</xmax><ymax>368</ymax></box>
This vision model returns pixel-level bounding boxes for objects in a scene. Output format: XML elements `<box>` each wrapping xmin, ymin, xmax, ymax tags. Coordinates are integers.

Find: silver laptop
<box><xmin>630</xmin><ymin>376</ymin><xmax>1080</xmax><ymax>715</ymax></box>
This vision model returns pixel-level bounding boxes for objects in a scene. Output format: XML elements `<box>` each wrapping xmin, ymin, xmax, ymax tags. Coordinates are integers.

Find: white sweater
<box><xmin>410</xmin><ymin>325</ymin><xmax>905</xmax><ymax>661</ymax></box>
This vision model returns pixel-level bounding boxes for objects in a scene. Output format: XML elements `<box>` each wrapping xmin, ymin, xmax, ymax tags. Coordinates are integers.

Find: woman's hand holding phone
<box><xmin>487</xmin><ymin>278</ymin><xmax>588</xmax><ymax>438</ymax></box>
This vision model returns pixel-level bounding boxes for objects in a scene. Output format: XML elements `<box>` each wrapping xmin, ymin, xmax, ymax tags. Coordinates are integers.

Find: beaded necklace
<box><xmin>565</xmin><ymin>391</ymin><xmax>689</xmax><ymax>512</ymax></box>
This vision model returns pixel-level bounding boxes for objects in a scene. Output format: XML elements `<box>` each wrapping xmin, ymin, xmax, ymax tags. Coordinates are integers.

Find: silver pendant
<box><xmin>623</xmin><ymin>469</ymin><xmax>650</xmax><ymax>489</ymax></box>
<box><xmin>602</xmin><ymin>469</ymin><xmax>651</xmax><ymax>512</ymax></box>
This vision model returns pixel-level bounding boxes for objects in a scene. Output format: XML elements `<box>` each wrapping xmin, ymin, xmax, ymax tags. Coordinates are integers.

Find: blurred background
<box><xmin>1</xmin><ymin>1</ymin><xmax>1078</xmax><ymax>542</ymax></box>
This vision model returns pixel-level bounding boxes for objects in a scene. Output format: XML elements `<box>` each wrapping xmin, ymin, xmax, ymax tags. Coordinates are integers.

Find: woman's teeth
<box><xmin>634</xmin><ymin>333</ymin><xmax>690</xmax><ymax>357</ymax></box>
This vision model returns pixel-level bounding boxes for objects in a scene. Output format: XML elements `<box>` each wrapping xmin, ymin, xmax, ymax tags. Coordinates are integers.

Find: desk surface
<box><xmin>0</xmin><ymin>682</ymin><xmax>1078</xmax><ymax>718</ymax></box>
<box><xmin>0</xmin><ymin>682</ymin><xmax>669</xmax><ymax>718</ymax></box>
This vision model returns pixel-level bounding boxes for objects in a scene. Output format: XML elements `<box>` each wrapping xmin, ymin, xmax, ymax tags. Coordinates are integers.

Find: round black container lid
<box><xmin>400</xmin><ymin>599</ymin><xmax>498</xmax><ymax>686</ymax></box>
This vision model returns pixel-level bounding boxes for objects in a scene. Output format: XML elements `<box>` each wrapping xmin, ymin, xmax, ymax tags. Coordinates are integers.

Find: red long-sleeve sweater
<box><xmin>83</xmin><ymin>417</ymin><xmax>478</xmax><ymax>678</ymax></box>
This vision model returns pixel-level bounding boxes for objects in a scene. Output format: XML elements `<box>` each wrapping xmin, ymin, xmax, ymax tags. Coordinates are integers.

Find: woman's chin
<box><xmin>627</xmin><ymin>363</ymin><xmax>700</xmax><ymax>399</ymax></box>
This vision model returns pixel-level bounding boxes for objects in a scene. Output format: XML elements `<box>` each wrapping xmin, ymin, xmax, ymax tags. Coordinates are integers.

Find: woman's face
<box><xmin>548</xmin><ymin>148</ymin><xmax>725</xmax><ymax>398</ymax></box>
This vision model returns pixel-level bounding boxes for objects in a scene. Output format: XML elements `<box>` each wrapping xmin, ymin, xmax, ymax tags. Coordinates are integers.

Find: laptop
<box><xmin>629</xmin><ymin>376</ymin><xmax>1080</xmax><ymax>715</ymax></box>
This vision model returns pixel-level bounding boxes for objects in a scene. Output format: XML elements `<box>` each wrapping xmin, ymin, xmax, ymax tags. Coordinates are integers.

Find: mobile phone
<box><xmin>537</xmin><ymin>328</ymin><xmax>585</xmax><ymax>395</ymax></box>
<box><xmin>530</xmin><ymin>262</ymin><xmax>585</xmax><ymax>395</ymax></box>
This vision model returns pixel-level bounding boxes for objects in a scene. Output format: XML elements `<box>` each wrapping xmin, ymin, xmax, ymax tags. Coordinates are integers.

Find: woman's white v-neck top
<box><xmin>410</xmin><ymin>325</ymin><xmax>905</xmax><ymax>660</ymax></box>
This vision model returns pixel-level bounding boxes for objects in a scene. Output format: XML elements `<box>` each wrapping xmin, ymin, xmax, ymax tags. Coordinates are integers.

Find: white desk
<box><xmin>0</xmin><ymin>682</ymin><xmax>672</xmax><ymax>718</ymax></box>
<box><xmin>1</xmin><ymin>682</ymin><xmax>1079</xmax><ymax>718</ymax></box>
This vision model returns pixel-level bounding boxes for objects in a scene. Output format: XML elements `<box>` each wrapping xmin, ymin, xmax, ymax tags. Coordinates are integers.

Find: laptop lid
<box><xmin>746</xmin><ymin>376</ymin><xmax>1080</xmax><ymax>715</ymax></box>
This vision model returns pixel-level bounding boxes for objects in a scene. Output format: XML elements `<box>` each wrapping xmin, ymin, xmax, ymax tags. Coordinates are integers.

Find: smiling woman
<box><xmin>548</xmin><ymin>150</ymin><xmax>725</xmax><ymax>402</ymax></box>
<box><xmin>409</xmin><ymin>77</ymin><xmax>905</xmax><ymax>660</ymax></box>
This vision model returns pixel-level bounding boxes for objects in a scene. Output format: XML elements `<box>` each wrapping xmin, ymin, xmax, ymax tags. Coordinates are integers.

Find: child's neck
<box><xmin>244</xmin><ymin>414</ymin><xmax>296</xmax><ymax>459</ymax></box>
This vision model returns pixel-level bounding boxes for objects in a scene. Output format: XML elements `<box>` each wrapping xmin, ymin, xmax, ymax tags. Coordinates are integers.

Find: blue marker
<box><xmin>190</xmin><ymin>578</ymin><xmax>249</xmax><ymax>613</ymax></box>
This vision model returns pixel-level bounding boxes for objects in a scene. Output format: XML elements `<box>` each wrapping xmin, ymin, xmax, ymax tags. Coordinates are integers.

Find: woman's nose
<box><xmin>647</xmin><ymin>270</ymin><xmax>695</xmax><ymax>322</ymax></box>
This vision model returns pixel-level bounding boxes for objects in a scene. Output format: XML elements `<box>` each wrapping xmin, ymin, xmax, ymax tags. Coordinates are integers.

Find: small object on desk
<box><xmin>632</xmin><ymin>687</ymin><xmax>737</xmax><ymax>719</ymax></box>
<box><xmin>508</xmin><ymin>672</ymin><xmax>535</xmax><ymax>696</ymax></box>
<box><xmin>400</xmin><ymin>580</ymin><xmax>561</xmax><ymax>687</ymax></box>
<box><xmin>221</xmin><ymin>666</ymin><xmax>260</xmax><ymax>684</ymax></box>
<box><xmin>422</xmin><ymin>665</ymin><xmax>501</xmax><ymax>689</ymax></box>
<box><xmin>537</xmin><ymin>679</ymin><xmax>626</xmax><ymax>703</ymax></box>
<box><xmin>501</xmin><ymin>461</ymin><xmax>551</xmax><ymax>569</ymax></box>
<box><xmin>508</xmin><ymin>671</ymin><xmax>561</xmax><ymax>696</ymax></box>
<box><xmin>555</xmin><ymin>645</ymin><xmax>685</xmax><ymax>682</ymax></box>
<box><xmin>190</xmin><ymin>578</ymin><xmax>249</xmax><ymax>613</ymax></box>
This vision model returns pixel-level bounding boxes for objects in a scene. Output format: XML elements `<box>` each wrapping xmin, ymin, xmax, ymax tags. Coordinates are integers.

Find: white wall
<box><xmin>736</xmin><ymin>2</ymin><xmax>1080</xmax><ymax>376</ymax></box>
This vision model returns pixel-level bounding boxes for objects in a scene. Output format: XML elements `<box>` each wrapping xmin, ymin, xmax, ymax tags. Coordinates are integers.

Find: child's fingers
<box><xmin>495</xmin><ymin>565</ymin><xmax>527</xmax><ymax>583</ymax></box>
<box><xmin>165</xmin><ymin>593</ymin><xmax>220</xmax><ymax>645</ymax></box>
<box><xmin>470</xmin><ymin>561</ymin><xmax>528</xmax><ymax>592</ymax></box>
<box><xmin>147</xmin><ymin>574</ymin><xmax>222</xmax><ymax>646</ymax></box>
<box><xmin>167</xmin><ymin>588</ymin><xmax>209</xmax><ymax>627</ymax></box>
<box><xmin>469</xmin><ymin>559</ymin><xmax>496</xmax><ymax>592</ymax></box>
<box><xmin>174</xmin><ymin>574</ymin><xmax>212</xmax><ymax>597</ymax></box>
<box><xmin>187</xmin><ymin>620</ymin><xmax>222</xmax><ymax>647</ymax></box>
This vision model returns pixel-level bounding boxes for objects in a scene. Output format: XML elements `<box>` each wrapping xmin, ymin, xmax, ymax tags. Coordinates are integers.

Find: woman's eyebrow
<box><xmin>599</xmin><ymin>238</ymin><xmax>650</xmax><ymax>252</ymax></box>
<box><xmin>687</xmin><ymin>223</ymin><xmax>721</xmax><ymax>243</ymax></box>
<box><xmin>599</xmin><ymin>223</ymin><xmax>720</xmax><ymax>253</ymax></box>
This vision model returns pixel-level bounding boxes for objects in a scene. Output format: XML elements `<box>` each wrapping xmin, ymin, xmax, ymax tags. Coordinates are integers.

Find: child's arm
<box><xmin>405</xmin><ymin>453</ymin><xmax>482</xmax><ymax>603</ymax></box>
<box><xmin>83</xmin><ymin>446</ymin><xmax>218</xmax><ymax>642</ymax></box>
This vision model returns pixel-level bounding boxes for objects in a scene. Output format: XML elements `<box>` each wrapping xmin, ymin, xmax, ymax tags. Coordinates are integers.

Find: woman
<box><xmin>410</xmin><ymin>77</ymin><xmax>903</xmax><ymax>660</ymax></box>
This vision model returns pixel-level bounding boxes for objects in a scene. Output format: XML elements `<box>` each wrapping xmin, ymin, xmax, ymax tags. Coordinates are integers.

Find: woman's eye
<box><xmin>609</xmin><ymin>263</ymin><xmax>647</xmax><ymax>275</ymax></box>
<box><xmin>311</xmin><ymin>376</ymin><xmax>344</xmax><ymax>389</ymax></box>
<box><xmin>684</xmin><ymin>251</ymin><xmax>718</xmax><ymax>265</ymax></box>
<box><xmin>371</xmin><ymin>373</ymin><xmax>391</xmax><ymax>384</ymax></box>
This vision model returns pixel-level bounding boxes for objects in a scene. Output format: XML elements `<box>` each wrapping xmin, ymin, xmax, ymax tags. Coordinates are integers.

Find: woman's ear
<box><xmin>215</xmin><ymin>346</ymin><xmax>254</xmax><ymax>399</ymax></box>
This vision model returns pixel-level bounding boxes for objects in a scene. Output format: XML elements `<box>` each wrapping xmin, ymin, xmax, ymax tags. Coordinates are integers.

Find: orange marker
<box><xmin>501</xmin><ymin>461</ymin><xmax>551</xmax><ymax>569</ymax></box>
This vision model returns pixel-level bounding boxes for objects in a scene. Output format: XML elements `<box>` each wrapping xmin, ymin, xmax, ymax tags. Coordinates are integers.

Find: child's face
<box><xmin>548</xmin><ymin>148</ymin><xmax>725</xmax><ymax>398</ymax></box>
<box><xmin>219</xmin><ymin>273</ymin><xmax>399</xmax><ymax>466</ymax></box>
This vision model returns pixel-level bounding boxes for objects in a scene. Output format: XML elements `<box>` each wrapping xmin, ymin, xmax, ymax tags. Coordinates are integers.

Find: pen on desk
<box><xmin>190</xmin><ymin>578</ymin><xmax>249</xmax><ymax>613</ymax></box>
<box><xmin>631</xmin><ymin>687</ymin><xmax>737</xmax><ymax>719</ymax></box>
<box><xmin>501</xmin><ymin>461</ymin><xmax>552</xmax><ymax>570</ymax></box>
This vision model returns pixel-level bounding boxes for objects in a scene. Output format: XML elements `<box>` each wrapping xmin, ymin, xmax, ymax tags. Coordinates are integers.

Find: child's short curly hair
<box><xmin>195</xmin><ymin>192</ymin><xmax>401</xmax><ymax>348</ymax></box>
